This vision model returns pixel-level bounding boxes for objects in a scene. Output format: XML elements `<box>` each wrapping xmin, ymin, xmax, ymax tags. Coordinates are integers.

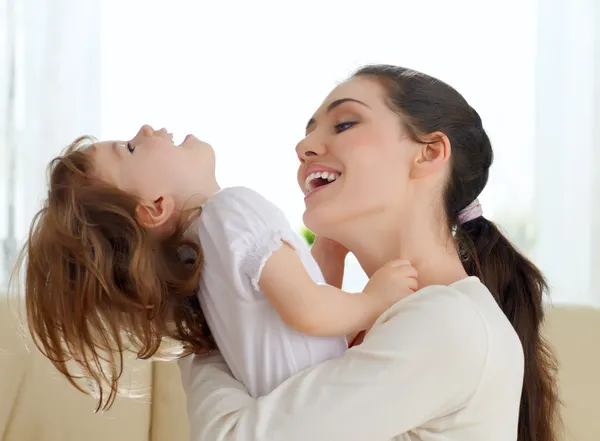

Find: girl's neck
<box><xmin>178</xmin><ymin>181</ymin><xmax>221</xmax><ymax>211</ymax></box>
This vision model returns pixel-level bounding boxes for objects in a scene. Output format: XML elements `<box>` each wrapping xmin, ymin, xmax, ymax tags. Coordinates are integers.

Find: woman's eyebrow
<box><xmin>306</xmin><ymin>98</ymin><xmax>370</xmax><ymax>130</ymax></box>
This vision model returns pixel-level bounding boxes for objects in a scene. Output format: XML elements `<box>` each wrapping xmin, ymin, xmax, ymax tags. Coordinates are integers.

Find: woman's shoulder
<box><xmin>365</xmin><ymin>276</ymin><xmax>521</xmax><ymax>368</ymax></box>
<box><xmin>362</xmin><ymin>278</ymin><xmax>491</xmax><ymax>362</ymax></box>
<box><xmin>377</xmin><ymin>277</ymin><xmax>489</xmax><ymax>326</ymax></box>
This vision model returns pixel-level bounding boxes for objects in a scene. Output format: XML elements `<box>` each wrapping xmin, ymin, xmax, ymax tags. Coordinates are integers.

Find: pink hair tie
<box><xmin>457</xmin><ymin>199</ymin><xmax>483</xmax><ymax>224</ymax></box>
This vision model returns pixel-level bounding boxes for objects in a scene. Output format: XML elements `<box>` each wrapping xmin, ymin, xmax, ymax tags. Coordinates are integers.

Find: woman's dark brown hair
<box><xmin>353</xmin><ymin>65</ymin><xmax>560</xmax><ymax>441</ymax></box>
<box><xmin>14</xmin><ymin>136</ymin><xmax>215</xmax><ymax>411</ymax></box>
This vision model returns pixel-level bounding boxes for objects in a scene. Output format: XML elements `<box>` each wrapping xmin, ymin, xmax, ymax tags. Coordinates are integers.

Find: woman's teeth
<box><xmin>304</xmin><ymin>171</ymin><xmax>340</xmax><ymax>192</ymax></box>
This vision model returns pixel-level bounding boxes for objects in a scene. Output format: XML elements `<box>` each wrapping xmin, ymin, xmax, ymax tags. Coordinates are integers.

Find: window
<box><xmin>99</xmin><ymin>0</ymin><xmax>540</xmax><ymax>294</ymax></box>
<box><xmin>2</xmin><ymin>0</ymin><xmax>598</xmax><ymax>305</ymax></box>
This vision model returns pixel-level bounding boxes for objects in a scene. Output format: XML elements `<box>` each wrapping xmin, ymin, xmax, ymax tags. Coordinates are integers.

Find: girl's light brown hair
<box><xmin>14</xmin><ymin>136</ymin><xmax>215</xmax><ymax>411</ymax></box>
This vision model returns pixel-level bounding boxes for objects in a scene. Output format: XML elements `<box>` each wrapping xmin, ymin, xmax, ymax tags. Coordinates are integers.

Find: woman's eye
<box><xmin>334</xmin><ymin>121</ymin><xmax>356</xmax><ymax>133</ymax></box>
<box><xmin>127</xmin><ymin>142</ymin><xmax>135</xmax><ymax>153</ymax></box>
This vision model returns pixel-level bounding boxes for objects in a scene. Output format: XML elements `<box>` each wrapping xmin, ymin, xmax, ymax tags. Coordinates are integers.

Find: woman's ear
<box><xmin>136</xmin><ymin>195</ymin><xmax>175</xmax><ymax>229</ymax></box>
<box><xmin>410</xmin><ymin>131</ymin><xmax>452</xmax><ymax>179</ymax></box>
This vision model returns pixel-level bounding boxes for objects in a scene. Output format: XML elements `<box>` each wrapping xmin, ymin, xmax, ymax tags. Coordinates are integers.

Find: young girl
<box><xmin>17</xmin><ymin>124</ymin><xmax>417</xmax><ymax>410</ymax></box>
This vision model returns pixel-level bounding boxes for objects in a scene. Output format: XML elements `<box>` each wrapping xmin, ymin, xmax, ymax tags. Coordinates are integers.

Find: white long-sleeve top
<box><xmin>179</xmin><ymin>276</ymin><xmax>525</xmax><ymax>441</ymax></box>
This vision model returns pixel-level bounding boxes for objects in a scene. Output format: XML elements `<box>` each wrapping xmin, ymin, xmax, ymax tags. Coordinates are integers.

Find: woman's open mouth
<box><xmin>304</xmin><ymin>171</ymin><xmax>341</xmax><ymax>195</ymax></box>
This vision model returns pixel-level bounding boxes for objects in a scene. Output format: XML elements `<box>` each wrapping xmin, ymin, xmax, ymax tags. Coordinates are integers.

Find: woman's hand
<box><xmin>310</xmin><ymin>236</ymin><xmax>349</xmax><ymax>289</ymax></box>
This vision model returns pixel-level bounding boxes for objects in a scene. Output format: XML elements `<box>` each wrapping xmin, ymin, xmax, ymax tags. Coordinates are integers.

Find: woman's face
<box><xmin>296</xmin><ymin>76</ymin><xmax>420</xmax><ymax>238</ymax></box>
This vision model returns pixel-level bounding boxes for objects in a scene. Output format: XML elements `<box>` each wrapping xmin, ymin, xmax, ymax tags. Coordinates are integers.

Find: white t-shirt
<box><xmin>179</xmin><ymin>276</ymin><xmax>525</xmax><ymax>441</ymax></box>
<box><xmin>190</xmin><ymin>186</ymin><xmax>347</xmax><ymax>398</ymax></box>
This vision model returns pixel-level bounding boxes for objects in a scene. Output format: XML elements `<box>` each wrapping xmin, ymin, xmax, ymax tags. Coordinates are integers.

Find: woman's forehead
<box><xmin>317</xmin><ymin>77</ymin><xmax>385</xmax><ymax>113</ymax></box>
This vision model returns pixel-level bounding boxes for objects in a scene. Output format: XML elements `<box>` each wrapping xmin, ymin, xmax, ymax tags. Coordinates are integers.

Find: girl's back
<box><xmin>193</xmin><ymin>186</ymin><xmax>347</xmax><ymax>397</ymax></box>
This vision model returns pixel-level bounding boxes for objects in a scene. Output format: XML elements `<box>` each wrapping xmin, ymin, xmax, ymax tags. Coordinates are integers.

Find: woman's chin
<box><xmin>302</xmin><ymin>205</ymin><xmax>342</xmax><ymax>238</ymax></box>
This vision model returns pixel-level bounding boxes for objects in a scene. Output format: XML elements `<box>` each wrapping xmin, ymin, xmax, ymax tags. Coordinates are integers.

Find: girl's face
<box><xmin>92</xmin><ymin>125</ymin><xmax>218</xmax><ymax>228</ymax></box>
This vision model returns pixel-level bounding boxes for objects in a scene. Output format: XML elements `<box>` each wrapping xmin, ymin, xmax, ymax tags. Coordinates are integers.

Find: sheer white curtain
<box><xmin>0</xmin><ymin>0</ymin><xmax>101</xmax><ymax>286</ymax></box>
<box><xmin>534</xmin><ymin>0</ymin><xmax>600</xmax><ymax>306</ymax></box>
<box><xmin>99</xmin><ymin>0</ymin><xmax>541</xmax><ymax>295</ymax></box>
<box><xmin>2</xmin><ymin>0</ymin><xmax>597</xmax><ymax>305</ymax></box>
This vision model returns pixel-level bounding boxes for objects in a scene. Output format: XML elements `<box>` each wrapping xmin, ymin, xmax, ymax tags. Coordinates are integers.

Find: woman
<box><xmin>178</xmin><ymin>65</ymin><xmax>560</xmax><ymax>441</ymax></box>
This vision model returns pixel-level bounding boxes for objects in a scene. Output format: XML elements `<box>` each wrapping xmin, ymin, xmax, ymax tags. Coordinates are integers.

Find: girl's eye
<box><xmin>127</xmin><ymin>142</ymin><xmax>135</xmax><ymax>153</ymax></box>
<box><xmin>334</xmin><ymin>121</ymin><xmax>356</xmax><ymax>133</ymax></box>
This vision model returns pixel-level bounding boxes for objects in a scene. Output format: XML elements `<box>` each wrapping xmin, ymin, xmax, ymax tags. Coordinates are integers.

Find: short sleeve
<box><xmin>199</xmin><ymin>187</ymin><xmax>300</xmax><ymax>292</ymax></box>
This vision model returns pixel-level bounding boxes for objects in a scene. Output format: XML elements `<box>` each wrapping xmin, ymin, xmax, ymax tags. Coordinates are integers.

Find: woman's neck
<box><xmin>339</xmin><ymin>211</ymin><xmax>468</xmax><ymax>288</ymax></box>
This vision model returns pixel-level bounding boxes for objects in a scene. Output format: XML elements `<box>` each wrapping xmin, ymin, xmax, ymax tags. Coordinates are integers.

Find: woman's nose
<box><xmin>295</xmin><ymin>134</ymin><xmax>326</xmax><ymax>163</ymax></box>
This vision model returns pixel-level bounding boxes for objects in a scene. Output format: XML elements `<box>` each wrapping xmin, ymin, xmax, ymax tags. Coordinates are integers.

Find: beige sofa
<box><xmin>1</xmin><ymin>294</ymin><xmax>598</xmax><ymax>441</ymax></box>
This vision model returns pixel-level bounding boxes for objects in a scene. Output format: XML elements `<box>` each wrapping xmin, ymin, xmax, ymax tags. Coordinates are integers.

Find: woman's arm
<box><xmin>180</xmin><ymin>288</ymin><xmax>488</xmax><ymax>441</ymax></box>
<box><xmin>310</xmin><ymin>236</ymin><xmax>348</xmax><ymax>288</ymax></box>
